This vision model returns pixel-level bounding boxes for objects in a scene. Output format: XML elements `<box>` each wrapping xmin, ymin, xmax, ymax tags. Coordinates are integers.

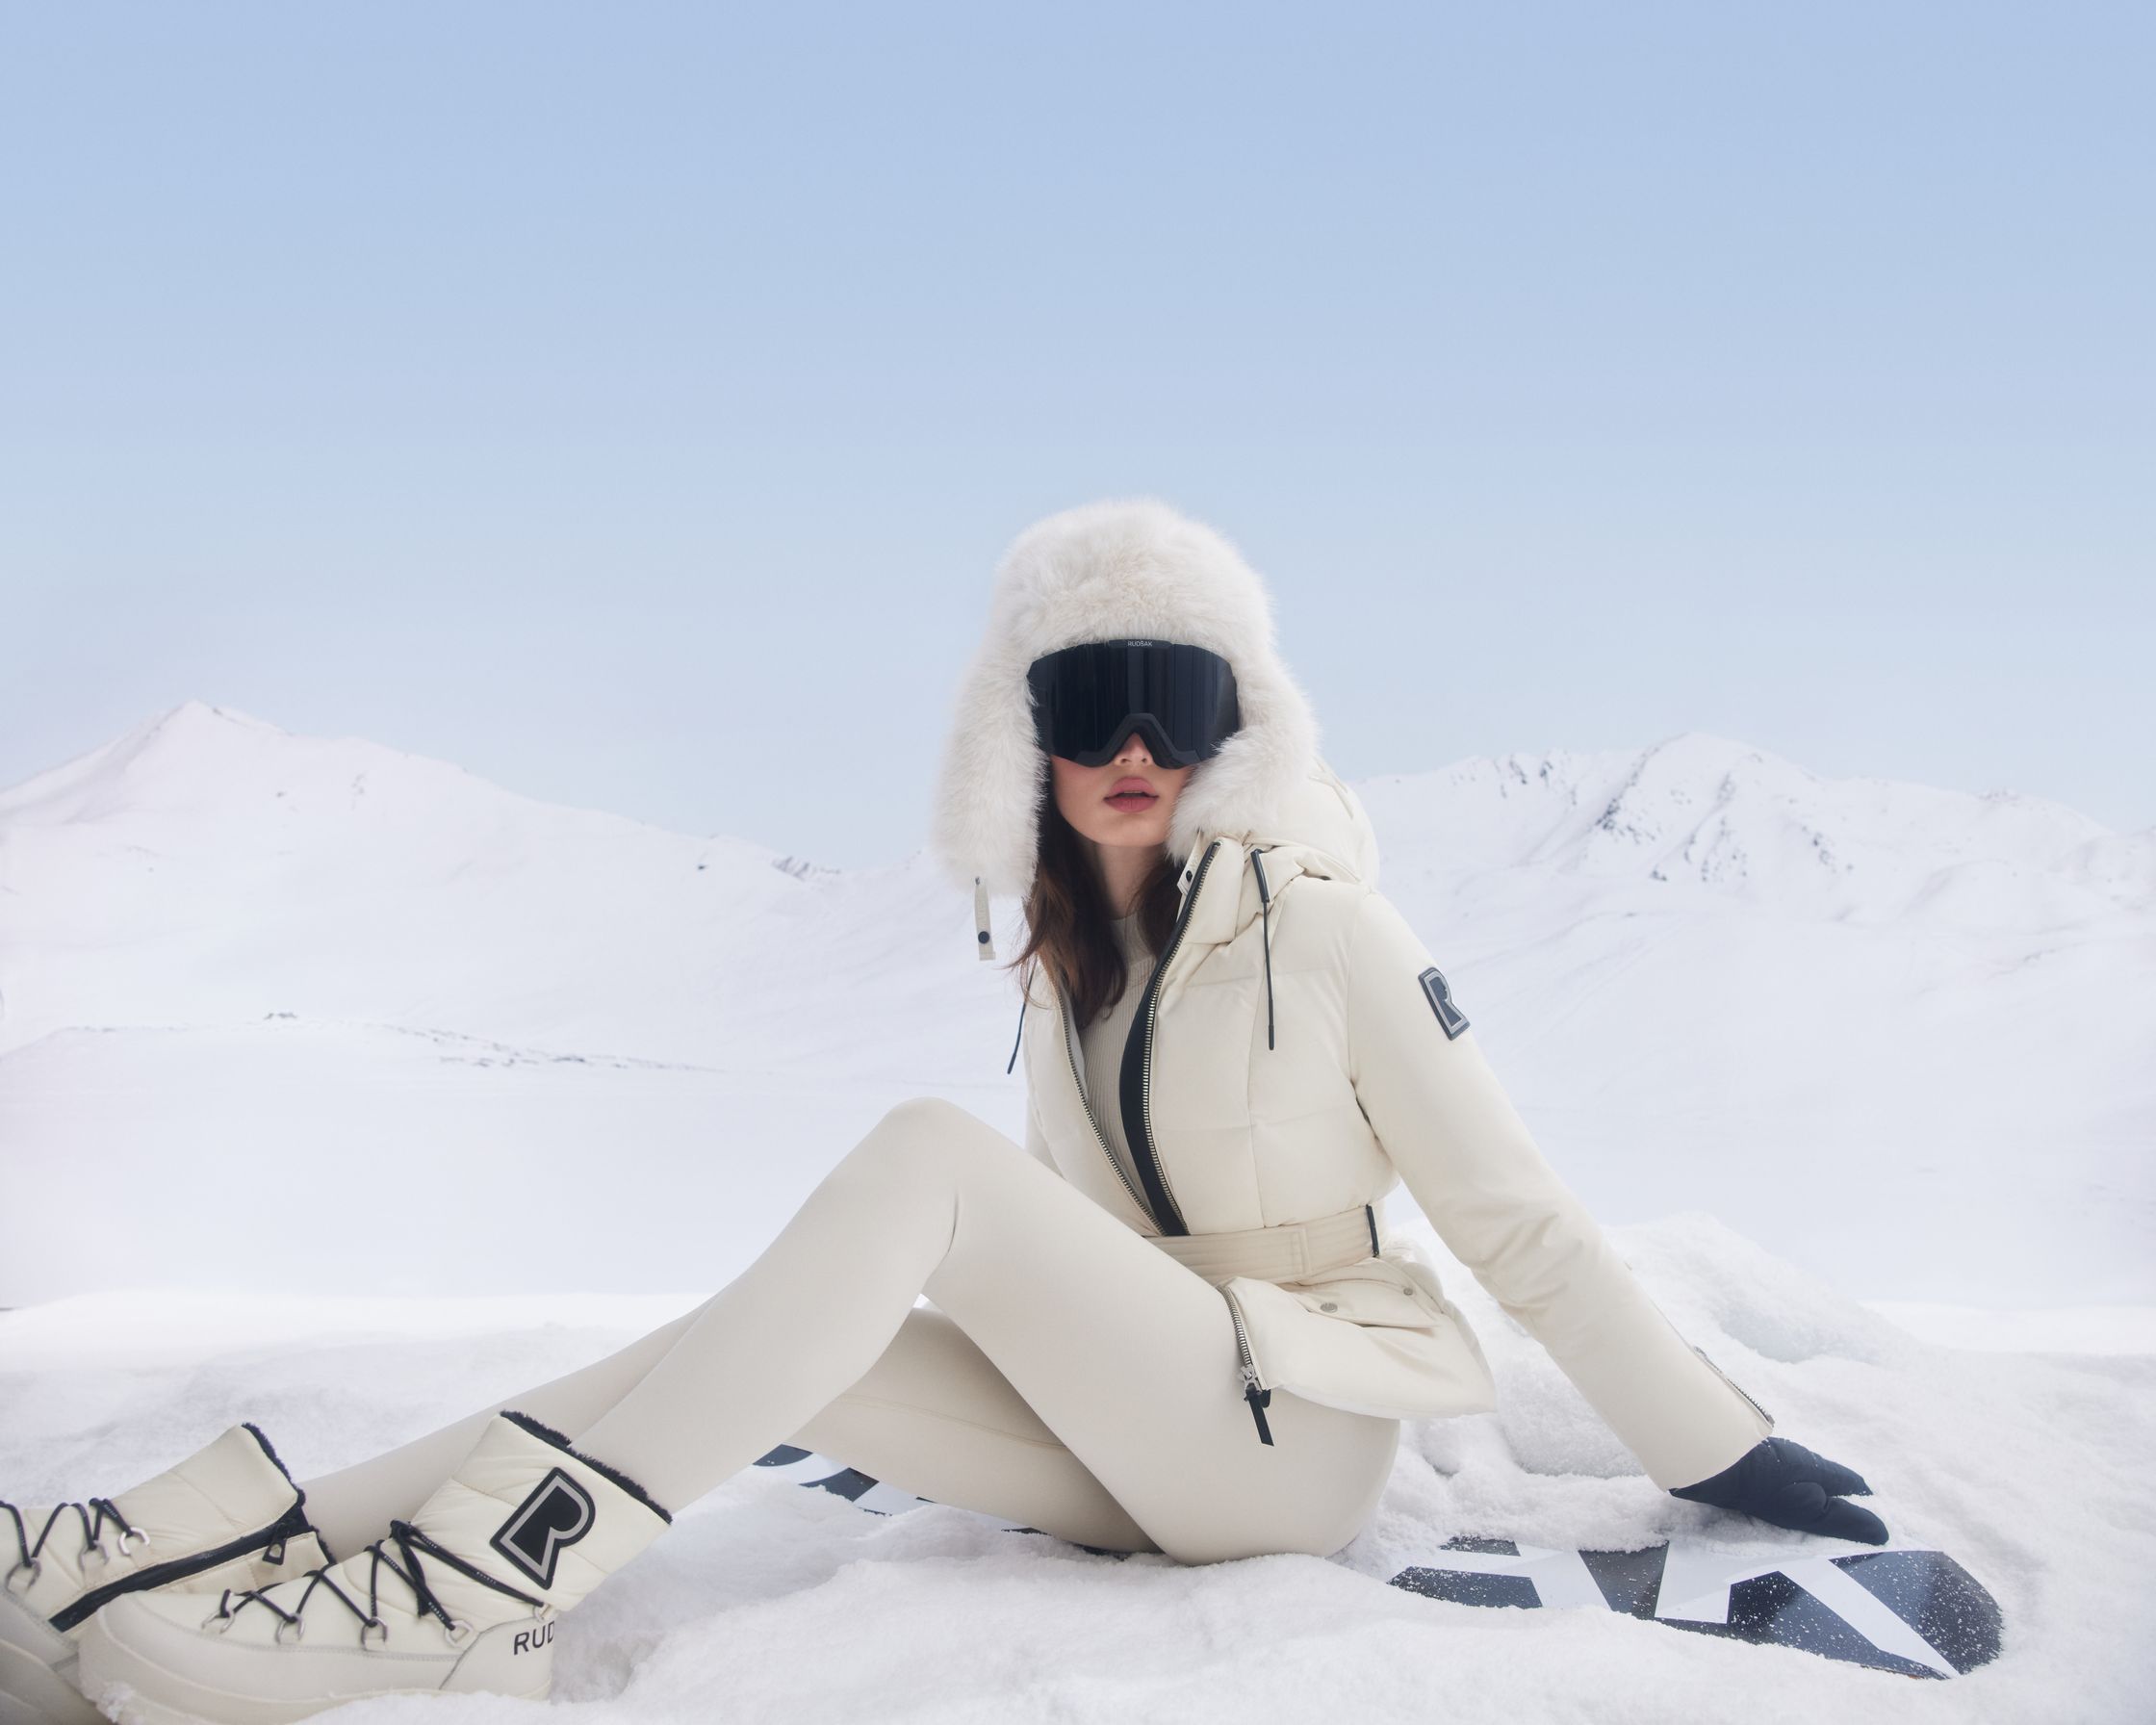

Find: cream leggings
<box><xmin>295</xmin><ymin>1097</ymin><xmax>1402</xmax><ymax>1567</ymax></box>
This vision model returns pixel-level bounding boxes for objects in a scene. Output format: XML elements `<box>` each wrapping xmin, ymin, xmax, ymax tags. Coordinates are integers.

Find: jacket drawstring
<box><xmin>1006</xmin><ymin>990</ymin><xmax>1025</xmax><ymax>1075</ymax></box>
<box><xmin>1250</xmin><ymin>847</ymin><xmax>1276</xmax><ymax>1051</ymax></box>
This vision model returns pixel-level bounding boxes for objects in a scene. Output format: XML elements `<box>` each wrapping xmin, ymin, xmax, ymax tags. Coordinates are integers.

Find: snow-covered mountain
<box><xmin>1353</xmin><ymin>734</ymin><xmax>2149</xmax><ymax>925</ymax></box>
<box><xmin>1</xmin><ymin>703</ymin><xmax>2148</xmax><ymax>1307</ymax></box>
<box><xmin>0</xmin><ymin>700</ymin><xmax>878</xmax><ymax>1068</ymax></box>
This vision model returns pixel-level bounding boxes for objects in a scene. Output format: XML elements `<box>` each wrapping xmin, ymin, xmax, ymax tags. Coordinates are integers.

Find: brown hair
<box><xmin>1008</xmin><ymin>789</ymin><xmax>1182</xmax><ymax>1025</ymax></box>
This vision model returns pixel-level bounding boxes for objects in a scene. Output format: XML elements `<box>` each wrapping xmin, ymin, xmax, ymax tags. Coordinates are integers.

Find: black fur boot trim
<box><xmin>499</xmin><ymin>1409</ymin><xmax>674</xmax><ymax>1524</ymax></box>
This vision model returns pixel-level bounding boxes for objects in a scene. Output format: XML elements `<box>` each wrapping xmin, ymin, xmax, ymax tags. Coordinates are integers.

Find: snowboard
<box><xmin>753</xmin><ymin>1444</ymin><xmax>2001</xmax><ymax>1680</ymax></box>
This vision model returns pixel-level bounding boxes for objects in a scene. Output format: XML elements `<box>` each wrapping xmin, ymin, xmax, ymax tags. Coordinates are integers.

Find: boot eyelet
<box><xmin>201</xmin><ymin>1609</ymin><xmax>235</xmax><ymax>1635</ymax></box>
<box><xmin>442</xmin><ymin>1618</ymin><xmax>475</xmax><ymax>1648</ymax></box>
<box><xmin>80</xmin><ymin>1540</ymin><xmax>111</xmax><ymax>1567</ymax></box>
<box><xmin>274</xmin><ymin>1617</ymin><xmax>307</xmax><ymax>1646</ymax></box>
<box><xmin>118</xmin><ymin>1528</ymin><xmax>150</xmax><ymax>1556</ymax></box>
<box><xmin>4</xmin><ymin>1560</ymin><xmax>40</xmax><ymax>1594</ymax></box>
<box><xmin>360</xmin><ymin>1617</ymin><xmax>389</xmax><ymax>1649</ymax></box>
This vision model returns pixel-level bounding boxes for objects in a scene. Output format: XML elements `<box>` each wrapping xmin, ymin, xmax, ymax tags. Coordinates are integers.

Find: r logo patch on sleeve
<box><xmin>1418</xmin><ymin>965</ymin><xmax>1470</xmax><ymax>1040</ymax></box>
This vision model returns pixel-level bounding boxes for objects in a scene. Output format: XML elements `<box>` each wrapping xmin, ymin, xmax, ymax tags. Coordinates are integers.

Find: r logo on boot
<box><xmin>491</xmin><ymin>1467</ymin><xmax>596</xmax><ymax>1589</ymax></box>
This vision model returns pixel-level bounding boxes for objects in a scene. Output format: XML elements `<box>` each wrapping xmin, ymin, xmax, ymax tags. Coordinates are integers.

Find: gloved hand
<box><xmin>1668</xmin><ymin>1436</ymin><xmax>1888</xmax><ymax>1544</ymax></box>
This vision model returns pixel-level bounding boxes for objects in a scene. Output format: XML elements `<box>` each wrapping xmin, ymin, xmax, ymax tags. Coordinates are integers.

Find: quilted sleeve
<box><xmin>1344</xmin><ymin>888</ymin><xmax>1774</xmax><ymax>1491</ymax></box>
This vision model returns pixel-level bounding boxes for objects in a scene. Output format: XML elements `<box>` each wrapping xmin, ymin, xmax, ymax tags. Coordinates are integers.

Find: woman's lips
<box><xmin>1106</xmin><ymin>779</ymin><xmax>1157</xmax><ymax>812</ymax></box>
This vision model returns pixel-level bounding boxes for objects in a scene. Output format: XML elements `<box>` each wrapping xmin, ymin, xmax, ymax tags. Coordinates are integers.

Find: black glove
<box><xmin>1669</xmin><ymin>1436</ymin><xmax>1887</xmax><ymax>1544</ymax></box>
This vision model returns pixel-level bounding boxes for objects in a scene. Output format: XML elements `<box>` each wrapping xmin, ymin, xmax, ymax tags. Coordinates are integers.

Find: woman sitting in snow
<box><xmin>5</xmin><ymin>499</ymin><xmax>1884</xmax><ymax>1724</ymax></box>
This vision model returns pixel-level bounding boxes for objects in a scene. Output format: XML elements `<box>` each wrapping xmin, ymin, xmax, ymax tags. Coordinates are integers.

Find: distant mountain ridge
<box><xmin>6</xmin><ymin>701</ymin><xmax>2143</xmax><ymax>900</ymax></box>
<box><xmin>0</xmin><ymin>700</ymin><xmax>814</xmax><ymax>1062</ymax></box>
<box><xmin>1351</xmin><ymin>732</ymin><xmax>2148</xmax><ymax>926</ymax></box>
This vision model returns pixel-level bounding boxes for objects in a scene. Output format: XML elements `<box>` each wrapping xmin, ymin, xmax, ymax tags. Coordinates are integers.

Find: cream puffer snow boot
<box><xmin>76</xmin><ymin>1410</ymin><xmax>673</xmax><ymax>1725</ymax></box>
<box><xmin>1</xmin><ymin>1424</ymin><xmax>328</xmax><ymax>1725</ymax></box>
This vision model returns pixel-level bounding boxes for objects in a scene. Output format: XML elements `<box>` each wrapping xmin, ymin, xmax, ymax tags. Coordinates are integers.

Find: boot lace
<box><xmin>198</xmin><ymin>1518</ymin><xmax>549</xmax><ymax>1648</ymax></box>
<box><xmin>3</xmin><ymin>1497</ymin><xmax>148</xmax><ymax>1589</ymax></box>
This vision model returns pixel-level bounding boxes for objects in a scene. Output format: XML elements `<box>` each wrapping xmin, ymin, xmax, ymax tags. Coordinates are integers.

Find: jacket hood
<box><xmin>1155</xmin><ymin>758</ymin><xmax>1381</xmax><ymax>1055</ymax></box>
<box><xmin>932</xmin><ymin>497</ymin><xmax>1350</xmax><ymax>958</ymax></box>
<box><xmin>1250</xmin><ymin>757</ymin><xmax>1382</xmax><ymax>893</ymax></box>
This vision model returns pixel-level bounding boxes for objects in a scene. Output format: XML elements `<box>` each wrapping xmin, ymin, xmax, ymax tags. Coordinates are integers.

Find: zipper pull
<box><xmin>1242</xmin><ymin>1368</ymin><xmax>1274</xmax><ymax>1445</ymax></box>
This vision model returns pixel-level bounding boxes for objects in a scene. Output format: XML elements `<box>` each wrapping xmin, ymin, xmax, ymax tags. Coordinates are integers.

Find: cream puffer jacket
<box><xmin>1014</xmin><ymin>760</ymin><xmax>1777</xmax><ymax>1492</ymax></box>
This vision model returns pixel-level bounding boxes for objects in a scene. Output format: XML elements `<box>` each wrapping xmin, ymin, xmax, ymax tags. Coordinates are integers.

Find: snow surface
<box><xmin>4</xmin><ymin>1271</ymin><xmax>2150</xmax><ymax>1723</ymax></box>
<box><xmin>3</xmin><ymin>703</ymin><xmax>2152</xmax><ymax>1719</ymax></box>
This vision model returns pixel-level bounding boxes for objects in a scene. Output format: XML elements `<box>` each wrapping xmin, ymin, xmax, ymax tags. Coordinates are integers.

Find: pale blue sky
<box><xmin>3</xmin><ymin>1</ymin><xmax>2148</xmax><ymax>864</ymax></box>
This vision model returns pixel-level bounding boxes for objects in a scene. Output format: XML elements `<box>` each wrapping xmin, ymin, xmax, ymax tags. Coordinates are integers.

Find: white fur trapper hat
<box><xmin>931</xmin><ymin>497</ymin><xmax>1323</xmax><ymax>960</ymax></box>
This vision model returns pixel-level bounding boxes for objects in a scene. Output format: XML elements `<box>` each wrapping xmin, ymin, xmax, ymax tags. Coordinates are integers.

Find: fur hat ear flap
<box><xmin>931</xmin><ymin>497</ymin><xmax>1321</xmax><ymax>955</ymax></box>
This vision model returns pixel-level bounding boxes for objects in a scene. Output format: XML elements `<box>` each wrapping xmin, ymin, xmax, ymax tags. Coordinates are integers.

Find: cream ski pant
<box><xmin>297</xmin><ymin>1098</ymin><xmax>1402</xmax><ymax>1567</ymax></box>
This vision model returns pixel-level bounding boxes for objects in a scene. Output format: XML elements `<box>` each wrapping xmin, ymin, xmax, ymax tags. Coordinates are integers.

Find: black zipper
<box><xmin>49</xmin><ymin>1500</ymin><xmax>315</xmax><ymax>1634</ymax></box>
<box><xmin>1057</xmin><ymin>986</ymin><xmax>1157</xmax><ymax>1226</ymax></box>
<box><xmin>1220</xmin><ymin>1284</ymin><xmax>1274</xmax><ymax>1445</ymax></box>
<box><xmin>1118</xmin><ymin>838</ymin><xmax>1223</xmax><ymax>1237</ymax></box>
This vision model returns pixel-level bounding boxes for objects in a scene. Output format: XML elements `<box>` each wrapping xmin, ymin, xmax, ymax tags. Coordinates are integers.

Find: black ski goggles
<box><xmin>1025</xmin><ymin>638</ymin><xmax>1242</xmax><ymax>768</ymax></box>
